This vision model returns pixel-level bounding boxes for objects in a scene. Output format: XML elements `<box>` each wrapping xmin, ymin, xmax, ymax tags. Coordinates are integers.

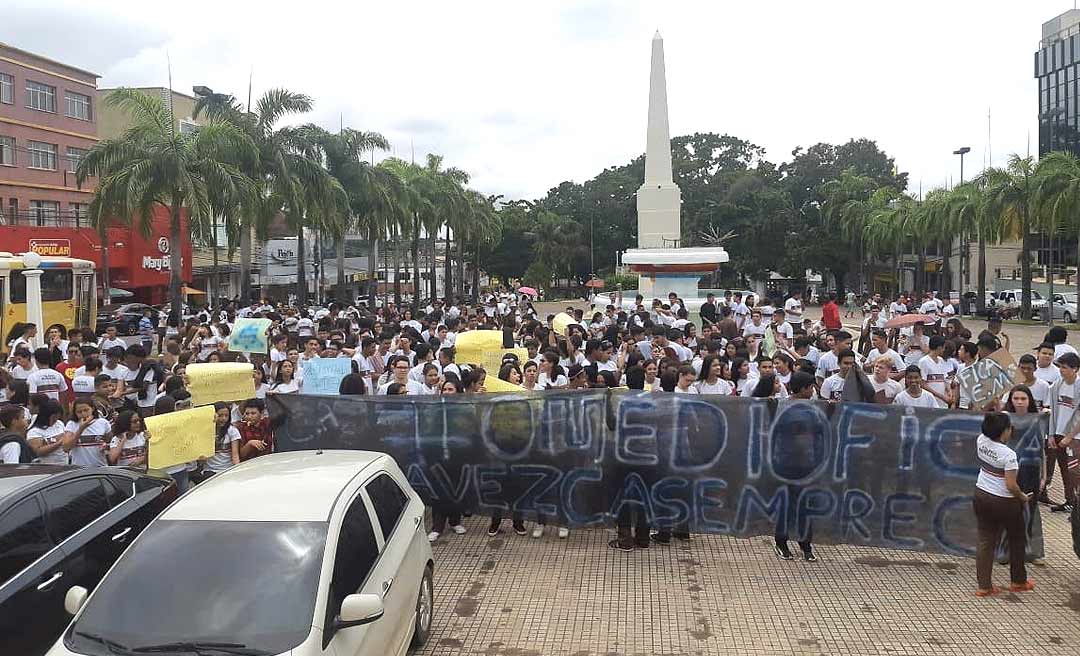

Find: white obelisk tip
<box><xmin>653</xmin><ymin>30</ymin><xmax>662</xmax><ymax>40</ymax></box>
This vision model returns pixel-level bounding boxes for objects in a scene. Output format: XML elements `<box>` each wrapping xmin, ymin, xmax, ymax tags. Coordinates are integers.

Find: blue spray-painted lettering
<box><xmin>734</xmin><ymin>485</ymin><xmax>788</xmax><ymax>533</ymax></box>
<box><xmin>796</xmin><ymin>488</ymin><xmax>836</xmax><ymax>541</ymax></box>
<box><xmin>652</xmin><ymin>477</ymin><xmax>691</xmax><ymax>526</ymax></box>
<box><xmin>832</xmin><ymin>403</ymin><xmax>880</xmax><ymax>482</ymax></box>
<box><xmin>932</xmin><ymin>495</ymin><xmax>975</xmax><ymax>557</ymax></box>
<box><xmin>898</xmin><ymin>414</ymin><xmax>919</xmax><ymax>471</ymax></box>
<box><xmin>746</xmin><ymin>402</ymin><xmax>767</xmax><ymax>479</ymax></box>
<box><xmin>927</xmin><ymin>415</ymin><xmax>982</xmax><ymax>478</ymax></box>
<box><xmin>561</xmin><ymin>467</ymin><xmax>604</xmax><ymax>525</ymax></box>
<box><xmin>615</xmin><ymin>398</ymin><xmax>659</xmax><ymax>465</ymax></box>
<box><xmin>475</xmin><ymin>465</ymin><xmax>509</xmax><ymax>511</ymax></box>
<box><xmin>509</xmin><ymin>464</ymin><xmax>561</xmax><ymax>516</ymax></box>
<box><xmin>883</xmin><ymin>492</ymin><xmax>925</xmax><ymax>549</ymax></box>
<box><xmin>771</xmin><ymin>402</ymin><xmax>831</xmax><ymax>484</ymax></box>
<box><xmin>693</xmin><ymin>478</ymin><xmax>730</xmax><ymax>533</ymax></box>
<box><xmin>672</xmin><ymin>399</ymin><xmax>727</xmax><ymax>472</ymax></box>
<box><xmin>838</xmin><ymin>488</ymin><xmax>874</xmax><ymax>541</ymax></box>
<box><xmin>480</xmin><ymin>400</ymin><xmax>534</xmax><ymax>461</ymax></box>
<box><xmin>609</xmin><ymin>472</ymin><xmax>655</xmax><ymax>519</ymax></box>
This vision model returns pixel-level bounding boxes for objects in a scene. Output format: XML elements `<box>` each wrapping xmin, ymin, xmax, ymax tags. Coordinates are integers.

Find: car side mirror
<box><xmin>335</xmin><ymin>593</ymin><xmax>384</xmax><ymax>629</ymax></box>
<box><xmin>65</xmin><ymin>586</ymin><xmax>88</xmax><ymax>615</ymax></box>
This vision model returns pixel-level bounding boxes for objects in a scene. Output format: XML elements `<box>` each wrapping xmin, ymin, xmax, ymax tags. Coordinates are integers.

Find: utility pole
<box><xmin>953</xmin><ymin>146</ymin><xmax>970</xmax><ymax>310</ymax></box>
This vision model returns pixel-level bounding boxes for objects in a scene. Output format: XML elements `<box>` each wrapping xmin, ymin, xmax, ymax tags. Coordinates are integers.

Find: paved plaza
<box><xmin>421</xmin><ymin>478</ymin><xmax>1080</xmax><ymax>656</ymax></box>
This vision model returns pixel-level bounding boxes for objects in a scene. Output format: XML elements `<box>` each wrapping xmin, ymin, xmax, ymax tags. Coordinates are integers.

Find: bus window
<box><xmin>9</xmin><ymin>270</ymin><xmax>74</xmax><ymax>303</ymax></box>
<box><xmin>74</xmin><ymin>274</ymin><xmax>93</xmax><ymax>328</ymax></box>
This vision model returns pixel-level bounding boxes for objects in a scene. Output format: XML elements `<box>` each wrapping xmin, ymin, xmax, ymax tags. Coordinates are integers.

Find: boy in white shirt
<box><xmin>917</xmin><ymin>335</ymin><xmax>954</xmax><ymax>408</ymax></box>
<box><xmin>893</xmin><ymin>366</ymin><xmax>941</xmax><ymax>408</ymax></box>
<box><xmin>819</xmin><ymin>350</ymin><xmax>856</xmax><ymax>402</ymax></box>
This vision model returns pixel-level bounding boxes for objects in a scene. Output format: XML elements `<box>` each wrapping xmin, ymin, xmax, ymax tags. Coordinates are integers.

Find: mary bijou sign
<box><xmin>142</xmin><ymin>236</ymin><xmax>172</xmax><ymax>271</ymax></box>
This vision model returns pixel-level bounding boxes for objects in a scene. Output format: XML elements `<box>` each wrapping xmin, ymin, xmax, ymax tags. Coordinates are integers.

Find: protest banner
<box><xmin>454</xmin><ymin>330</ymin><xmax>529</xmax><ymax>375</ymax></box>
<box><xmin>228</xmin><ymin>317</ymin><xmax>272</xmax><ymax>353</ymax></box>
<box><xmin>269</xmin><ymin>391</ymin><xmax>1046</xmax><ymax>557</ymax></box>
<box><xmin>956</xmin><ymin>349</ymin><xmax>1020</xmax><ymax>409</ymax></box>
<box><xmin>146</xmin><ymin>405</ymin><xmax>215</xmax><ymax>469</ymax></box>
<box><xmin>186</xmin><ymin>362</ymin><xmax>255</xmax><ymax>406</ymax></box>
<box><xmin>302</xmin><ymin>357</ymin><xmax>353</xmax><ymax>395</ymax></box>
<box><xmin>482</xmin><ymin>375</ymin><xmax>526</xmax><ymax>393</ymax></box>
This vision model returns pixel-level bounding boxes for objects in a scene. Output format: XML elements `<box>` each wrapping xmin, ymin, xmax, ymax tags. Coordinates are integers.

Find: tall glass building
<box><xmin>1036</xmin><ymin>10</ymin><xmax>1080</xmax><ymax>156</ymax></box>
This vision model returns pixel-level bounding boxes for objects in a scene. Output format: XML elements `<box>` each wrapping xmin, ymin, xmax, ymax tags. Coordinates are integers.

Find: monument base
<box><xmin>607</xmin><ymin>247</ymin><xmax>730</xmax><ymax>310</ymax></box>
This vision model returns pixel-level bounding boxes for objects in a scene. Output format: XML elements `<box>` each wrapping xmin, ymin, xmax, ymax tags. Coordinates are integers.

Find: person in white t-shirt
<box><xmin>26</xmin><ymin>349</ymin><xmax>67</xmax><ymax>402</ymax></box>
<box><xmin>731</xmin><ymin>294</ymin><xmax>750</xmax><ymax>330</ymax></box>
<box><xmin>870</xmin><ymin>356</ymin><xmax>904</xmax><ymax>403</ymax></box>
<box><xmin>673</xmin><ymin>366</ymin><xmax>699</xmax><ymax>394</ymax></box>
<box><xmin>1034</xmin><ymin>343</ymin><xmax>1062</xmax><ymax>386</ymax></box>
<box><xmin>696</xmin><ymin>355</ymin><xmax>734</xmax><ymax>395</ymax></box>
<box><xmin>377</xmin><ymin>355</ymin><xmax>426</xmax><ymax>395</ymax></box>
<box><xmin>742</xmin><ymin>309</ymin><xmax>767</xmax><ymax>338</ymax></box>
<box><xmin>972</xmin><ymin>412</ymin><xmax>1031</xmax><ymax>596</ymax></box>
<box><xmin>864</xmin><ymin>329</ymin><xmax>905</xmax><ymax>379</ymax></box>
<box><xmin>819</xmin><ymin>350</ymin><xmax>857</xmax><ymax>402</ymax></box>
<box><xmin>783</xmin><ymin>292</ymin><xmax>804</xmax><ymax>328</ymax></box>
<box><xmin>203</xmin><ymin>403</ymin><xmax>241</xmax><ymax>474</ymax></box>
<box><xmin>63</xmin><ymin>399</ymin><xmax>112</xmax><ymax>467</ymax></box>
<box><xmin>1007</xmin><ymin>354</ymin><xmax>1053</xmax><ymax>411</ymax></box>
<box><xmin>893</xmin><ymin>366</ymin><xmax>941</xmax><ymax>408</ymax></box>
<box><xmin>97</xmin><ymin>326</ymin><xmax>126</xmax><ymax>352</ymax></box>
<box><xmin>26</xmin><ymin>399</ymin><xmax>68</xmax><ymax>465</ymax></box>
<box><xmin>109</xmin><ymin>411</ymin><xmax>148</xmax><ymax>467</ymax></box>
<box><xmin>8</xmin><ymin>348</ymin><xmax>37</xmax><ymax>380</ymax></box>
<box><xmin>0</xmin><ymin>407</ymin><xmax>31</xmax><ymax>464</ymax></box>
<box><xmin>918</xmin><ymin>335</ymin><xmax>955</xmax><ymax>408</ymax></box>
<box><xmin>1048</xmin><ymin>352</ymin><xmax>1080</xmax><ymax>512</ymax></box>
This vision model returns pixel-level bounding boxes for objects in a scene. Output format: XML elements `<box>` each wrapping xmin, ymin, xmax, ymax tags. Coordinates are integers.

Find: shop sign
<box><xmin>29</xmin><ymin>239</ymin><xmax>71</xmax><ymax>257</ymax></box>
<box><xmin>143</xmin><ymin>255</ymin><xmax>171</xmax><ymax>271</ymax></box>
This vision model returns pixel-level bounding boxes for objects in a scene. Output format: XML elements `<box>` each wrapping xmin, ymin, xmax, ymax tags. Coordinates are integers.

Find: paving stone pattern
<box><xmin>419</xmin><ymin>479</ymin><xmax>1080</xmax><ymax>656</ymax></box>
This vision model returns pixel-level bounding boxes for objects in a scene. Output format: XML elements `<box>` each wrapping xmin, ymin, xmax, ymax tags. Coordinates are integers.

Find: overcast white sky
<box><xmin>3</xmin><ymin>1</ymin><xmax>1067</xmax><ymax>200</ymax></box>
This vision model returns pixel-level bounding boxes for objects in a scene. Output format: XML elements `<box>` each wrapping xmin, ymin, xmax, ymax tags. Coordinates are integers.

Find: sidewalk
<box><xmin>421</xmin><ymin>482</ymin><xmax>1080</xmax><ymax>655</ymax></box>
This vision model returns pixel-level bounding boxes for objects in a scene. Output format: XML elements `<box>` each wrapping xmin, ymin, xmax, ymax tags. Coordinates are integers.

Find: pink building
<box><xmin>0</xmin><ymin>41</ymin><xmax>99</xmax><ymax>229</ymax></box>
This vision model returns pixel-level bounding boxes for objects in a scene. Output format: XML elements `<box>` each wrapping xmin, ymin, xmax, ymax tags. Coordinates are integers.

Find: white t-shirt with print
<box><xmin>893</xmin><ymin>388</ymin><xmax>940</xmax><ymax>409</ymax></box>
<box><xmin>975</xmin><ymin>434</ymin><xmax>1018</xmax><ymax>498</ymax></box>
<box><xmin>64</xmin><ymin>418</ymin><xmax>112</xmax><ymax>467</ymax></box>
<box><xmin>206</xmin><ymin>425</ymin><xmax>241</xmax><ymax>472</ymax></box>
<box><xmin>27</xmin><ymin>368</ymin><xmax>67</xmax><ymax>401</ymax></box>
<box><xmin>27</xmin><ymin>421</ymin><xmax>67</xmax><ymax>465</ymax></box>
<box><xmin>696</xmin><ymin>379</ymin><xmax>734</xmax><ymax>395</ymax></box>
<box><xmin>918</xmin><ymin>355</ymin><xmax>954</xmax><ymax>408</ymax></box>
<box><xmin>819</xmin><ymin>373</ymin><xmax>845</xmax><ymax>401</ymax></box>
<box><xmin>109</xmin><ymin>431</ymin><xmax>148</xmax><ymax>467</ymax></box>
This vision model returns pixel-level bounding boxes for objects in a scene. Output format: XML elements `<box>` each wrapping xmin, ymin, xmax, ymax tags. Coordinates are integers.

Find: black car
<box><xmin>95</xmin><ymin>304</ymin><xmax>158</xmax><ymax>336</ymax></box>
<box><xmin>0</xmin><ymin>464</ymin><xmax>175</xmax><ymax>655</ymax></box>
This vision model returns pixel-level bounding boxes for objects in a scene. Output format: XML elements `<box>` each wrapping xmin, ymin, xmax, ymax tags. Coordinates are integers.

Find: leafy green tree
<box><xmin>1034</xmin><ymin>151</ymin><xmax>1080</xmax><ymax>303</ymax></box>
<box><xmin>980</xmin><ymin>155</ymin><xmax>1041</xmax><ymax>318</ymax></box>
<box><xmin>78</xmin><ymin>89</ymin><xmax>257</xmax><ymax>325</ymax></box>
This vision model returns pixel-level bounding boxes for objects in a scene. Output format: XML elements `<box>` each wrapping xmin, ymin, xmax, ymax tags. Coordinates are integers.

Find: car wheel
<box><xmin>410</xmin><ymin>566</ymin><xmax>434</xmax><ymax>647</ymax></box>
<box><xmin>1066</xmin><ymin>312</ymin><xmax>1074</xmax><ymax>324</ymax></box>
<box><xmin>126</xmin><ymin>321</ymin><xmax>138</xmax><ymax>336</ymax></box>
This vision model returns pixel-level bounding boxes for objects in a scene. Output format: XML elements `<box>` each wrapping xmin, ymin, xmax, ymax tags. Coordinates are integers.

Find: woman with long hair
<box><xmin>109</xmin><ymin>410</ymin><xmax>148</xmax><ymax>467</ymax></box>
<box><xmin>26</xmin><ymin>398</ymin><xmax>66</xmax><ymax>464</ymax></box>
<box><xmin>498</xmin><ymin>362</ymin><xmax>523</xmax><ymax>386</ymax></box>
<box><xmin>730</xmin><ymin>357</ymin><xmax>754</xmax><ymax>396</ymax></box>
<box><xmin>521</xmin><ymin>360</ymin><xmax>541</xmax><ymax>391</ymax></box>
<box><xmin>1002</xmin><ymin>385</ymin><xmax>1045</xmax><ymax>566</ymax></box>
<box><xmin>750</xmin><ymin>374</ymin><xmax>781</xmax><ymax>398</ymax></box>
<box><xmin>4</xmin><ymin>322</ymin><xmax>35</xmax><ymax>363</ymax></box>
<box><xmin>696</xmin><ymin>355</ymin><xmax>734</xmax><ymax>395</ymax></box>
<box><xmin>268</xmin><ymin>359</ymin><xmax>300</xmax><ymax>394</ymax></box>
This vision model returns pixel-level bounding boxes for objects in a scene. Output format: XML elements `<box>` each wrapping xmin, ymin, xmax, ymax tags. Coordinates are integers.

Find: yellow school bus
<box><xmin>0</xmin><ymin>253</ymin><xmax>97</xmax><ymax>340</ymax></box>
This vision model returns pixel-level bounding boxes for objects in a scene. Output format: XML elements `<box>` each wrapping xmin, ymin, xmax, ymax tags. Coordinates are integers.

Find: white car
<box><xmin>1048</xmin><ymin>292</ymin><xmax>1079</xmax><ymax>323</ymax></box>
<box><xmin>49</xmin><ymin>451</ymin><xmax>435</xmax><ymax>656</ymax></box>
<box><xmin>987</xmin><ymin>289</ymin><xmax>1047</xmax><ymax>318</ymax></box>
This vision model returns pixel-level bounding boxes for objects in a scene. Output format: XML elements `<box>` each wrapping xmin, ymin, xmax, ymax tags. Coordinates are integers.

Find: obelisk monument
<box><xmin>636</xmin><ymin>31</ymin><xmax>682</xmax><ymax>249</ymax></box>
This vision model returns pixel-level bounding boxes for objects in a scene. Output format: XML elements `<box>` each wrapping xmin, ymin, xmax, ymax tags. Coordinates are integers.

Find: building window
<box><xmin>29</xmin><ymin>200</ymin><xmax>61</xmax><ymax>227</ymax></box>
<box><xmin>66</xmin><ymin>146</ymin><xmax>88</xmax><ymax>173</ymax></box>
<box><xmin>0</xmin><ymin>73</ymin><xmax>12</xmax><ymax>104</ymax></box>
<box><xmin>179</xmin><ymin>120</ymin><xmax>199</xmax><ymax>136</ymax></box>
<box><xmin>70</xmin><ymin>202</ymin><xmax>89</xmax><ymax>228</ymax></box>
<box><xmin>64</xmin><ymin>91</ymin><xmax>91</xmax><ymax>120</ymax></box>
<box><xmin>25</xmin><ymin>80</ymin><xmax>56</xmax><ymax>113</ymax></box>
<box><xmin>0</xmin><ymin>136</ymin><xmax>13</xmax><ymax>166</ymax></box>
<box><xmin>27</xmin><ymin>141</ymin><xmax>57</xmax><ymax>170</ymax></box>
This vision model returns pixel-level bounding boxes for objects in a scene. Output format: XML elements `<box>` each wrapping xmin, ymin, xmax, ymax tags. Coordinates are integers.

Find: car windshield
<box><xmin>67</xmin><ymin>520</ymin><xmax>327</xmax><ymax>655</ymax></box>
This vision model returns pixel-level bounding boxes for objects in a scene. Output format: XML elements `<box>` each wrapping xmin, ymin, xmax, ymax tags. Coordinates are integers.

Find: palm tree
<box><xmin>981</xmin><ymin>155</ymin><xmax>1041</xmax><ymax>319</ymax></box>
<box><xmin>822</xmin><ymin>170</ymin><xmax>877</xmax><ymax>293</ymax></box>
<box><xmin>301</xmin><ymin>126</ymin><xmax>391</xmax><ymax>301</ymax></box>
<box><xmin>77</xmin><ymin>88</ymin><xmax>257</xmax><ymax>326</ymax></box>
<box><xmin>1034</xmin><ymin>151</ymin><xmax>1080</xmax><ymax>305</ymax></box>
<box><xmin>864</xmin><ymin>194</ymin><xmax>917</xmax><ymax>295</ymax></box>
<box><xmin>195</xmin><ymin>89</ymin><xmax>345</xmax><ymax>306</ymax></box>
<box><xmin>944</xmin><ymin>182</ymin><xmax>993</xmax><ymax>313</ymax></box>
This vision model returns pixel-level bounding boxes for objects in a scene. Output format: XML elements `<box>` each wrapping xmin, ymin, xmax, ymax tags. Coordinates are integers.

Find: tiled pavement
<box><xmin>419</xmin><ymin>485</ymin><xmax>1080</xmax><ymax>655</ymax></box>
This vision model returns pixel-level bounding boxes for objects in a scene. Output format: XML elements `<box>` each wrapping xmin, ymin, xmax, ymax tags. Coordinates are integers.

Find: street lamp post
<box><xmin>952</xmin><ymin>146</ymin><xmax>970</xmax><ymax>312</ymax></box>
<box><xmin>193</xmin><ymin>85</ymin><xmax>222</xmax><ymax>310</ymax></box>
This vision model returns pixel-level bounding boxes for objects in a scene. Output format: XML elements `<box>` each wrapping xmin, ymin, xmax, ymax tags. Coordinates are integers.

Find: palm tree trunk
<box><xmin>977</xmin><ymin>234</ymin><xmax>987</xmax><ymax>314</ymax></box>
<box><xmin>392</xmin><ymin>223</ymin><xmax>401</xmax><ymax>307</ymax></box>
<box><xmin>472</xmin><ymin>236</ymin><xmax>481</xmax><ymax>303</ymax></box>
<box><xmin>941</xmin><ymin>238</ymin><xmax>952</xmax><ymax>296</ymax></box>
<box><xmin>240</xmin><ymin>223</ymin><xmax>251</xmax><ymax>304</ymax></box>
<box><xmin>411</xmin><ymin>213</ymin><xmax>421</xmax><ymax>312</ymax></box>
<box><xmin>296</xmin><ymin>224</ymin><xmax>307</xmax><ymax>305</ymax></box>
<box><xmin>443</xmin><ymin>226</ymin><xmax>453</xmax><ymax>301</ymax></box>
<box><xmin>210</xmin><ymin>218</ymin><xmax>219</xmax><ymax>308</ymax></box>
<box><xmin>99</xmin><ymin>224</ymin><xmax>111</xmax><ymax>304</ymax></box>
<box><xmin>336</xmin><ymin>238</ymin><xmax>346</xmax><ymax>302</ymax></box>
<box><xmin>367</xmin><ymin>231</ymin><xmax>378</xmax><ymax>308</ymax></box>
<box><xmin>917</xmin><ymin>246</ymin><xmax>926</xmax><ymax>295</ymax></box>
<box><xmin>169</xmin><ymin>195</ymin><xmax>184</xmax><ymax>329</ymax></box>
<box><xmin>456</xmin><ymin>237</ymin><xmax>465</xmax><ymax>299</ymax></box>
<box><xmin>1020</xmin><ymin>210</ymin><xmax>1032</xmax><ymax>319</ymax></box>
<box><xmin>428</xmin><ymin>229</ymin><xmax>437</xmax><ymax>301</ymax></box>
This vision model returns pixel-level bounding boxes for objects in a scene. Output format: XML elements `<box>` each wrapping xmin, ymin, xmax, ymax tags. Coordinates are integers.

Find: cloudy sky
<box><xmin>3</xmin><ymin>1</ymin><xmax>1065</xmax><ymax>200</ymax></box>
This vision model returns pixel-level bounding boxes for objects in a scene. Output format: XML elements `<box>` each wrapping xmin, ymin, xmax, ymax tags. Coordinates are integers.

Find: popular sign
<box><xmin>269</xmin><ymin>391</ymin><xmax>1046</xmax><ymax>557</ymax></box>
<box><xmin>28</xmin><ymin>239</ymin><xmax>71</xmax><ymax>257</ymax></box>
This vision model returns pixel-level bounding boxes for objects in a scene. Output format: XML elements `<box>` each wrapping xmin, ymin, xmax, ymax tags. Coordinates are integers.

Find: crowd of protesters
<box><xmin>1</xmin><ymin>284</ymin><xmax>1076</xmax><ymax>596</ymax></box>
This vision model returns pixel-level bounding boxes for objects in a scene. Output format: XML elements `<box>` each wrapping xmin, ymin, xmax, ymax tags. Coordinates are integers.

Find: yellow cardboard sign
<box><xmin>186</xmin><ymin>362</ymin><xmax>255</xmax><ymax>407</ymax></box>
<box><xmin>482</xmin><ymin>375</ymin><xmax>526</xmax><ymax>393</ymax></box>
<box><xmin>454</xmin><ymin>330</ymin><xmax>529</xmax><ymax>378</ymax></box>
<box><xmin>552</xmin><ymin>312</ymin><xmax>579</xmax><ymax>337</ymax></box>
<box><xmin>146</xmin><ymin>405</ymin><xmax>215</xmax><ymax>469</ymax></box>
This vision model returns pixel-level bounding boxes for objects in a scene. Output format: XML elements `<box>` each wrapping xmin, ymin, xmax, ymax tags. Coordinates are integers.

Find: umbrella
<box><xmin>585</xmin><ymin>278</ymin><xmax>605</xmax><ymax>289</ymax></box>
<box><xmin>180</xmin><ymin>286</ymin><xmax>206</xmax><ymax>295</ymax></box>
<box><xmin>517</xmin><ymin>286</ymin><xmax>538</xmax><ymax>297</ymax></box>
<box><xmin>107</xmin><ymin>287</ymin><xmax>133</xmax><ymax>298</ymax></box>
<box><xmin>883</xmin><ymin>313</ymin><xmax>935</xmax><ymax>329</ymax></box>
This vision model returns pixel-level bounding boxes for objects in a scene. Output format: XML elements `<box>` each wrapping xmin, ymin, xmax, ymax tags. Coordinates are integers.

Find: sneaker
<box><xmin>487</xmin><ymin>523</ymin><xmax>501</xmax><ymax>537</ymax></box>
<box><xmin>427</xmin><ymin>531</ymin><xmax>440</xmax><ymax>543</ymax></box>
<box><xmin>1051</xmin><ymin>502</ymin><xmax>1074</xmax><ymax>513</ymax></box>
<box><xmin>558</xmin><ymin>527</ymin><xmax>570</xmax><ymax>539</ymax></box>
<box><xmin>513</xmin><ymin>523</ymin><xmax>527</xmax><ymax>536</ymax></box>
<box><xmin>803</xmin><ymin>548</ymin><xmax>818</xmax><ymax>563</ymax></box>
<box><xmin>651</xmin><ymin>531</ymin><xmax>671</xmax><ymax>545</ymax></box>
<box><xmin>1030</xmin><ymin>557</ymin><xmax>1046</xmax><ymax>566</ymax></box>
<box><xmin>608</xmin><ymin>539</ymin><xmax>634</xmax><ymax>552</ymax></box>
<box><xmin>451</xmin><ymin>524</ymin><xmax>467</xmax><ymax>535</ymax></box>
<box><xmin>1009</xmin><ymin>580</ymin><xmax>1035</xmax><ymax>592</ymax></box>
<box><xmin>531</xmin><ymin>525</ymin><xmax>544</xmax><ymax>539</ymax></box>
<box><xmin>774</xmin><ymin>543</ymin><xmax>794</xmax><ymax>561</ymax></box>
